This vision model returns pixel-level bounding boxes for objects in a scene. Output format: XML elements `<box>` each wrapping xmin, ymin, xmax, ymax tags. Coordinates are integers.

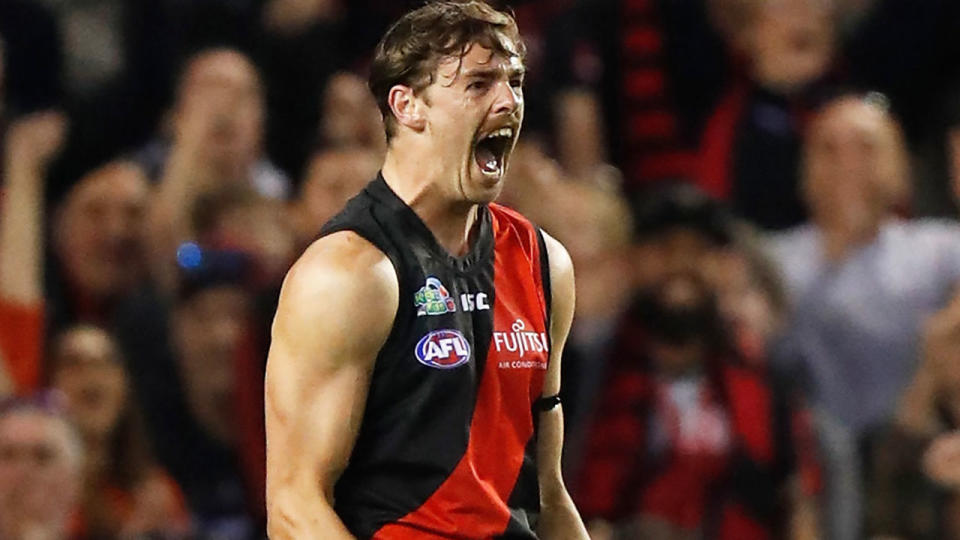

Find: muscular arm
<box><xmin>536</xmin><ymin>233</ymin><xmax>590</xmax><ymax>539</ymax></box>
<box><xmin>265</xmin><ymin>232</ymin><xmax>398</xmax><ymax>539</ymax></box>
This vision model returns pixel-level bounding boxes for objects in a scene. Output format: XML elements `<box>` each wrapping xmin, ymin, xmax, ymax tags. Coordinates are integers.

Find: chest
<box><xmin>372</xmin><ymin>239</ymin><xmax>550</xmax><ymax>412</ymax></box>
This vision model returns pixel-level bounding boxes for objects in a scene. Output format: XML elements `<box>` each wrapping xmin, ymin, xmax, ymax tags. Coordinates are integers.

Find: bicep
<box><xmin>265</xmin><ymin>237</ymin><xmax>398</xmax><ymax>503</ymax></box>
<box><xmin>538</xmin><ymin>232</ymin><xmax>575</xmax><ymax>487</ymax></box>
<box><xmin>543</xmin><ymin>232</ymin><xmax>575</xmax><ymax>397</ymax></box>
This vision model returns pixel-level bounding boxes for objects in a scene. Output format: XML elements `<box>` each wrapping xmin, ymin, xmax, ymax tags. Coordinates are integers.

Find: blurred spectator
<box><xmin>914</xmin><ymin>81</ymin><xmax>960</xmax><ymax>218</ymax></box>
<box><xmin>0</xmin><ymin>353</ymin><xmax>10</xmax><ymax>399</ymax></box>
<box><xmin>290</xmin><ymin>146</ymin><xmax>381</xmax><ymax>249</ymax></box>
<box><xmin>698</xmin><ymin>0</ymin><xmax>840</xmax><ymax>230</ymax></box>
<box><xmin>769</xmin><ymin>94</ymin><xmax>960</xmax><ymax>539</ymax></box>
<box><xmin>138</xmin><ymin>253</ymin><xmax>266</xmax><ymax>538</ymax></box>
<box><xmin>259</xmin><ymin>0</ymin><xmax>348</xmax><ymax>179</ymax></box>
<box><xmin>0</xmin><ymin>396</ymin><xmax>83</xmax><ymax>540</ymax></box>
<box><xmin>630</xmin><ymin>184</ymin><xmax>733</xmax><ymax>291</ymax></box>
<box><xmin>770</xmin><ymin>94</ymin><xmax>950</xmax><ymax>432</ymax></box>
<box><xmin>142</xmin><ymin>48</ymin><xmax>289</xmax><ymax>292</ymax></box>
<box><xmin>49</xmin><ymin>324</ymin><xmax>191</xmax><ymax>538</ymax></box>
<box><xmin>574</xmin><ymin>185</ymin><xmax>818</xmax><ymax>540</ymax></box>
<box><xmin>704</xmin><ymin>224</ymin><xmax>789</xmax><ymax>367</ymax></box>
<box><xmin>193</xmin><ymin>186</ymin><xmax>296</xmax><ymax>289</ymax></box>
<box><xmin>49</xmin><ymin>160</ymin><xmax>150</xmax><ymax>330</ymax></box>
<box><xmin>497</xmin><ymin>138</ymin><xmax>565</xmax><ymax>227</ymax></box>
<box><xmin>547</xmin><ymin>177</ymin><xmax>635</xmax><ymax>354</ymax></box>
<box><xmin>318</xmin><ymin>72</ymin><xmax>386</xmax><ymax>158</ymax></box>
<box><xmin>1</xmin><ymin>111</ymin><xmax>67</xmax><ymax>393</ymax></box>
<box><xmin>139</xmin><ymin>48</ymin><xmax>288</xmax><ymax>198</ymax></box>
<box><xmin>538</xmin><ymin>175</ymin><xmax>636</xmax><ymax>474</ymax></box>
<box><xmin>575</xmin><ymin>275</ymin><xmax>817</xmax><ymax>540</ymax></box>
<box><xmin>541</xmin><ymin>0</ymin><xmax>726</xmax><ymax>186</ymax></box>
<box><xmin>863</xmin><ymin>293</ymin><xmax>960</xmax><ymax>539</ymax></box>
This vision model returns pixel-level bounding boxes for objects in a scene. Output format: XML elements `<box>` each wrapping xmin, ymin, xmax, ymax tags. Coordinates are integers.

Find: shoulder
<box><xmin>764</xmin><ymin>224</ymin><xmax>820</xmax><ymax>295</ymax></box>
<box><xmin>897</xmin><ymin>218</ymin><xmax>960</xmax><ymax>246</ymax></box>
<box><xmin>288</xmin><ymin>231</ymin><xmax>395</xmax><ymax>286</ymax></box>
<box><xmin>539</xmin><ymin>231</ymin><xmax>575</xmax><ymax>336</ymax></box>
<box><xmin>274</xmin><ymin>231</ymin><xmax>399</xmax><ymax>345</ymax></box>
<box><xmin>766</xmin><ymin>224</ymin><xmax>818</xmax><ymax>262</ymax></box>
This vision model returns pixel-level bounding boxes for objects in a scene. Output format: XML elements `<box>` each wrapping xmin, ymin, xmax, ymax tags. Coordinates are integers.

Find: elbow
<box><xmin>266</xmin><ymin>510</ymin><xmax>293</xmax><ymax>540</ymax></box>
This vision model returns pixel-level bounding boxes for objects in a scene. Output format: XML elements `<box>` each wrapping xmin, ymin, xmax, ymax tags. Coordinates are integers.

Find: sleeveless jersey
<box><xmin>320</xmin><ymin>175</ymin><xmax>552</xmax><ymax>539</ymax></box>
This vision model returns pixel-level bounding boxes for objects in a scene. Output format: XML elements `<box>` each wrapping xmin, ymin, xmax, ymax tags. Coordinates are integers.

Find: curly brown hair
<box><xmin>369</xmin><ymin>1</ymin><xmax>525</xmax><ymax>140</ymax></box>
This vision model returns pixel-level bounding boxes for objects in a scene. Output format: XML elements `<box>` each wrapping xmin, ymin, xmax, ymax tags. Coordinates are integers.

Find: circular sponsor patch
<box><xmin>415</xmin><ymin>329</ymin><xmax>471</xmax><ymax>369</ymax></box>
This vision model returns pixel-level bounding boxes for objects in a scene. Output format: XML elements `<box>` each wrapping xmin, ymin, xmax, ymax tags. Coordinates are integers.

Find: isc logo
<box><xmin>415</xmin><ymin>329</ymin><xmax>471</xmax><ymax>369</ymax></box>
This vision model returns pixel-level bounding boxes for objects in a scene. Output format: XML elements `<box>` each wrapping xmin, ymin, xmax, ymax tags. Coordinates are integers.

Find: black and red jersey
<box><xmin>320</xmin><ymin>175</ymin><xmax>552</xmax><ymax>539</ymax></box>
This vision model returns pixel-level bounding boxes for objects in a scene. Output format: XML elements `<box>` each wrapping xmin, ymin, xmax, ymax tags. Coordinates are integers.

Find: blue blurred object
<box><xmin>177</xmin><ymin>245</ymin><xmax>255</xmax><ymax>301</ymax></box>
<box><xmin>177</xmin><ymin>242</ymin><xmax>204</xmax><ymax>270</ymax></box>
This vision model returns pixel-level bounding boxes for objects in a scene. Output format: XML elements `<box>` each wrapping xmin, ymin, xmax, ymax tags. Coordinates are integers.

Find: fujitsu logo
<box><xmin>493</xmin><ymin>319</ymin><xmax>548</xmax><ymax>358</ymax></box>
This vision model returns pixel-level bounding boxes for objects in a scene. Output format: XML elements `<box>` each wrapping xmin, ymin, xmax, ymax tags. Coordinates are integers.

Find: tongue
<box><xmin>475</xmin><ymin>145</ymin><xmax>499</xmax><ymax>173</ymax></box>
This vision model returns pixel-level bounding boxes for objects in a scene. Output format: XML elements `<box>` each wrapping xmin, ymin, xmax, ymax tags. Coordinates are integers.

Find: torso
<box><xmin>769</xmin><ymin>219</ymin><xmax>960</xmax><ymax>432</ymax></box>
<box><xmin>322</xmin><ymin>176</ymin><xmax>552</xmax><ymax>539</ymax></box>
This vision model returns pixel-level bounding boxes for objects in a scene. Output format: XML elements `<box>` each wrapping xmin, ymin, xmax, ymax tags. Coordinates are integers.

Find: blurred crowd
<box><xmin>1</xmin><ymin>0</ymin><xmax>959</xmax><ymax>538</ymax></box>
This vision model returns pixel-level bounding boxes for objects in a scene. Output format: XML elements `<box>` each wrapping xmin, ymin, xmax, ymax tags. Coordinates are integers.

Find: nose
<box><xmin>491</xmin><ymin>79</ymin><xmax>521</xmax><ymax>117</ymax></box>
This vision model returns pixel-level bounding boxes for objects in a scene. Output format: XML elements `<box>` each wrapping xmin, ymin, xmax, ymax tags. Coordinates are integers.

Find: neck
<box><xmin>650</xmin><ymin>341</ymin><xmax>705</xmax><ymax>380</ymax></box>
<box><xmin>381</xmin><ymin>146</ymin><xmax>481</xmax><ymax>257</ymax></box>
<box><xmin>817</xmin><ymin>213</ymin><xmax>887</xmax><ymax>262</ymax></box>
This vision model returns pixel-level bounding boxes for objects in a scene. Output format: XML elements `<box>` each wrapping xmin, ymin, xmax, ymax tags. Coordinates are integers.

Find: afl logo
<box><xmin>415</xmin><ymin>329</ymin><xmax>471</xmax><ymax>369</ymax></box>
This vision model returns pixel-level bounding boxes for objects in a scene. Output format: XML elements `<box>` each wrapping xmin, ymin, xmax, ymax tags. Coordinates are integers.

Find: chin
<box><xmin>464</xmin><ymin>179</ymin><xmax>504</xmax><ymax>205</ymax></box>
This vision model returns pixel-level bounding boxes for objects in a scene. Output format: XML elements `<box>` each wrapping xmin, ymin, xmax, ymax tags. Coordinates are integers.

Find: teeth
<box><xmin>484</xmin><ymin>127</ymin><xmax>513</xmax><ymax>140</ymax></box>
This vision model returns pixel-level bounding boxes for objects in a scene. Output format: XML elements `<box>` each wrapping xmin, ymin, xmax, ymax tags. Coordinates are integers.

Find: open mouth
<box><xmin>474</xmin><ymin>127</ymin><xmax>514</xmax><ymax>176</ymax></box>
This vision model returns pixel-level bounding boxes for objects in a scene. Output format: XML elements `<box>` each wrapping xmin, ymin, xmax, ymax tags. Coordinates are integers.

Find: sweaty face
<box><xmin>421</xmin><ymin>43</ymin><xmax>524</xmax><ymax>203</ymax></box>
<box><xmin>50</xmin><ymin>327</ymin><xmax>127</xmax><ymax>440</ymax></box>
<box><xmin>0</xmin><ymin>411</ymin><xmax>81</xmax><ymax>536</ymax></box>
<box><xmin>55</xmin><ymin>163</ymin><xmax>150</xmax><ymax>299</ymax></box>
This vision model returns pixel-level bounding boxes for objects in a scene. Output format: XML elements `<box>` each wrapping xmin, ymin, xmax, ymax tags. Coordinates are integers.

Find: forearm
<box><xmin>0</xmin><ymin>160</ymin><xmax>44</xmax><ymax>304</ymax></box>
<box><xmin>537</xmin><ymin>407</ymin><xmax>589</xmax><ymax>539</ymax></box>
<box><xmin>147</xmin><ymin>143</ymin><xmax>211</xmax><ymax>292</ymax></box>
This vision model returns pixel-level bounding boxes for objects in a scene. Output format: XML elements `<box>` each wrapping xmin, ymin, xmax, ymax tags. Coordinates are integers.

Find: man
<box><xmin>771</xmin><ymin>94</ymin><xmax>958</xmax><ymax>435</ymax></box>
<box><xmin>266</xmin><ymin>2</ymin><xmax>589</xmax><ymax>539</ymax></box>
<box><xmin>769</xmin><ymin>94</ymin><xmax>960</xmax><ymax>539</ymax></box>
<box><xmin>0</xmin><ymin>110</ymin><xmax>66</xmax><ymax>392</ymax></box>
<box><xmin>142</xmin><ymin>47</ymin><xmax>290</xmax><ymax>293</ymax></box>
<box><xmin>141</xmin><ymin>251</ymin><xmax>266</xmax><ymax>539</ymax></box>
<box><xmin>139</xmin><ymin>48</ymin><xmax>289</xmax><ymax>200</ymax></box>
<box><xmin>289</xmin><ymin>146</ymin><xmax>381</xmax><ymax>250</ymax></box>
<box><xmin>49</xmin><ymin>161</ymin><xmax>151</xmax><ymax>329</ymax></box>
<box><xmin>575</xmin><ymin>186</ymin><xmax>818</xmax><ymax>540</ymax></box>
<box><xmin>0</xmin><ymin>397</ymin><xmax>84</xmax><ymax>540</ymax></box>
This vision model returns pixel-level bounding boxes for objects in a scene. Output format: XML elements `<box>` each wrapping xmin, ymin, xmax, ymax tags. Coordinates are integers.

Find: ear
<box><xmin>387</xmin><ymin>84</ymin><xmax>426</xmax><ymax>132</ymax></box>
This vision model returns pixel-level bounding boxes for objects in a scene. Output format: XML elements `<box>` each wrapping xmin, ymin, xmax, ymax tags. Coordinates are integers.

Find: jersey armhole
<box><xmin>535</xmin><ymin>227</ymin><xmax>553</xmax><ymax>348</ymax></box>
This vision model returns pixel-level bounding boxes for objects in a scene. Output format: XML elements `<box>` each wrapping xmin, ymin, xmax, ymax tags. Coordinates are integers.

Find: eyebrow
<box><xmin>461</xmin><ymin>66</ymin><xmax>526</xmax><ymax>80</ymax></box>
